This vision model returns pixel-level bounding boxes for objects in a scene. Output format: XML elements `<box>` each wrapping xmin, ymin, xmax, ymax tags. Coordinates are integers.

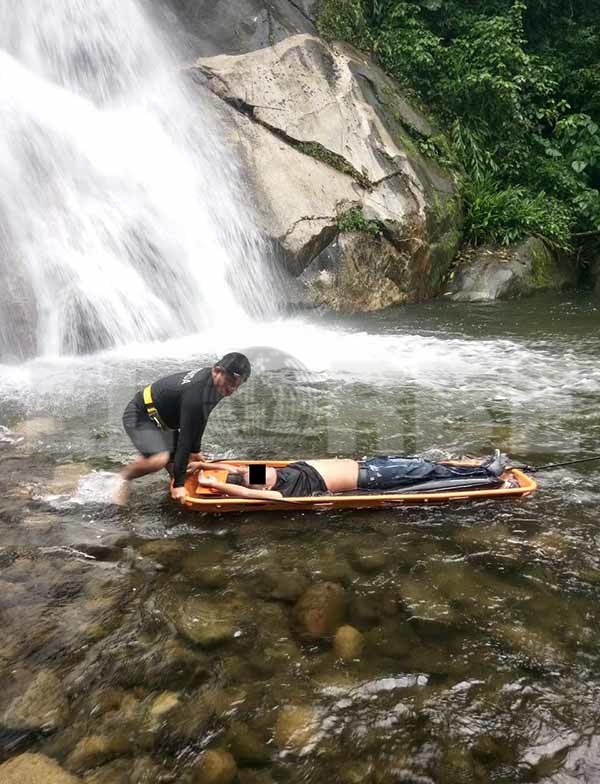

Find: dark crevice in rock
<box><xmin>283</xmin><ymin>215</ymin><xmax>333</xmax><ymax>239</ymax></box>
<box><xmin>190</xmin><ymin>64</ymin><xmax>373</xmax><ymax>189</ymax></box>
<box><xmin>282</xmin><ymin>0</ymin><xmax>315</xmax><ymax>26</ymax></box>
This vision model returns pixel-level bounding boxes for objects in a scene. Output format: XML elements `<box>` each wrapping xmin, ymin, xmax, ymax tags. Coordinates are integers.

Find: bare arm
<box><xmin>187</xmin><ymin>460</ymin><xmax>246</xmax><ymax>475</ymax></box>
<box><xmin>199</xmin><ymin>461</ymin><xmax>245</xmax><ymax>472</ymax></box>
<box><xmin>198</xmin><ymin>476</ymin><xmax>283</xmax><ymax>501</ymax></box>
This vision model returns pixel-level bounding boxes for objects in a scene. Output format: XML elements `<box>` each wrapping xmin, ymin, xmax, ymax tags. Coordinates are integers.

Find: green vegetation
<box><xmin>318</xmin><ymin>0</ymin><xmax>600</xmax><ymax>252</ymax></box>
<box><xmin>337</xmin><ymin>207</ymin><xmax>383</xmax><ymax>235</ymax></box>
<box><xmin>296</xmin><ymin>141</ymin><xmax>371</xmax><ymax>187</ymax></box>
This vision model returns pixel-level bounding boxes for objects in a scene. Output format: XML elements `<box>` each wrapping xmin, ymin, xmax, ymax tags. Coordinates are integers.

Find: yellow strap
<box><xmin>143</xmin><ymin>385</ymin><xmax>166</xmax><ymax>429</ymax></box>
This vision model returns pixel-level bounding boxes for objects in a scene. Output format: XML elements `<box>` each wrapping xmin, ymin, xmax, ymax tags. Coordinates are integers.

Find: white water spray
<box><xmin>0</xmin><ymin>0</ymin><xmax>277</xmax><ymax>360</ymax></box>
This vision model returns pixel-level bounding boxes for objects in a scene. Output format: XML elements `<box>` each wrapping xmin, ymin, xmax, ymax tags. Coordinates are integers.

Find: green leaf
<box><xmin>571</xmin><ymin>160</ymin><xmax>588</xmax><ymax>173</ymax></box>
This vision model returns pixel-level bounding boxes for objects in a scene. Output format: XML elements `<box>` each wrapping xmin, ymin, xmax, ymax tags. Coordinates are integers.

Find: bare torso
<box><xmin>258</xmin><ymin>460</ymin><xmax>359</xmax><ymax>492</ymax></box>
<box><xmin>304</xmin><ymin>459</ymin><xmax>359</xmax><ymax>492</ymax></box>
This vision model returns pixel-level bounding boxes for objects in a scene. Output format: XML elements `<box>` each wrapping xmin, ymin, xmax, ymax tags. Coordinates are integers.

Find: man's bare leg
<box><xmin>113</xmin><ymin>451</ymin><xmax>170</xmax><ymax>505</ymax></box>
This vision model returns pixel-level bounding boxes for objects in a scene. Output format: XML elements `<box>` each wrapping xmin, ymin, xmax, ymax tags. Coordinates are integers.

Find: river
<box><xmin>1</xmin><ymin>293</ymin><xmax>599</xmax><ymax>783</ymax></box>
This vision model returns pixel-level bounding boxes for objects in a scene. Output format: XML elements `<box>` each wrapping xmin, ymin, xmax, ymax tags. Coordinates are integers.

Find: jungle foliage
<box><xmin>317</xmin><ymin>0</ymin><xmax>600</xmax><ymax>250</ymax></box>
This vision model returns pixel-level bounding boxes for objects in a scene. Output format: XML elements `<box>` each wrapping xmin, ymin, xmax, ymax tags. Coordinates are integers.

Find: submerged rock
<box><xmin>350</xmin><ymin>546</ymin><xmax>387</xmax><ymax>574</ymax></box>
<box><xmin>66</xmin><ymin>733</ymin><xmax>133</xmax><ymax>772</ymax></box>
<box><xmin>0</xmin><ymin>753</ymin><xmax>81</xmax><ymax>783</ymax></box>
<box><xmin>161</xmin><ymin>691</ymin><xmax>214</xmax><ymax>746</ymax></box>
<box><xmin>3</xmin><ymin>670</ymin><xmax>70</xmax><ymax>732</ymax></box>
<box><xmin>225</xmin><ymin>721</ymin><xmax>270</xmax><ymax>766</ymax></box>
<box><xmin>274</xmin><ymin>705</ymin><xmax>320</xmax><ymax>752</ymax></box>
<box><xmin>293</xmin><ymin>582</ymin><xmax>347</xmax><ymax>641</ymax></box>
<box><xmin>334</xmin><ymin>625</ymin><xmax>364</xmax><ymax>661</ymax></box>
<box><xmin>191</xmin><ymin>749</ymin><xmax>237</xmax><ymax>784</ymax></box>
<box><xmin>82</xmin><ymin>760</ymin><xmax>130</xmax><ymax>784</ymax></box>
<box><xmin>173</xmin><ymin>597</ymin><xmax>238</xmax><ymax>648</ymax></box>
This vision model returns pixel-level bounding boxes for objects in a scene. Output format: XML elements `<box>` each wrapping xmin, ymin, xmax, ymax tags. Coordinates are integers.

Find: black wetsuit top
<box><xmin>140</xmin><ymin>368</ymin><xmax>223</xmax><ymax>488</ymax></box>
<box><xmin>272</xmin><ymin>462</ymin><xmax>328</xmax><ymax>497</ymax></box>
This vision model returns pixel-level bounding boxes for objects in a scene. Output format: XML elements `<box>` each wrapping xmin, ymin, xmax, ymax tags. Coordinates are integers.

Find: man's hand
<box><xmin>171</xmin><ymin>486</ymin><xmax>188</xmax><ymax>504</ymax></box>
<box><xmin>186</xmin><ymin>453</ymin><xmax>208</xmax><ymax>474</ymax></box>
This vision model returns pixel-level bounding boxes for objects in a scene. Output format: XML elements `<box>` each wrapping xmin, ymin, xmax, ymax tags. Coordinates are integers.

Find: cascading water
<box><xmin>0</xmin><ymin>0</ymin><xmax>278</xmax><ymax>361</ymax></box>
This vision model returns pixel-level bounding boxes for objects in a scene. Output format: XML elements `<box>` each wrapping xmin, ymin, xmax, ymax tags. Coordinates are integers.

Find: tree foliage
<box><xmin>317</xmin><ymin>0</ymin><xmax>600</xmax><ymax>248</ymax></box>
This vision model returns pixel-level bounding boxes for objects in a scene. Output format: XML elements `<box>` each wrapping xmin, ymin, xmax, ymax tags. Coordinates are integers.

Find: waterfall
<box><xmin>0</xmin><ymin>0</ymin><xmax>277</xmax><ymax>361</ymax></box>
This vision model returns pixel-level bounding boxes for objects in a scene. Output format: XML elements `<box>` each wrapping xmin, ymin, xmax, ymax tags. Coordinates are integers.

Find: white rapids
<box><xmin>0</xmin><ymin>0</ymin><xmax>277</xmax><ymax>360</ymax></box>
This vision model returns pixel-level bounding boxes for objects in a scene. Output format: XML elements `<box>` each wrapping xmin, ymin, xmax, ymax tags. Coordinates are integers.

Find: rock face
<box><xmin>190</xmin><ymin>34</ymin><xmax>460</xmax><ymax>309</ymax></box>
<box><xmin>166</xmin><ymin>0</ymin><xmax>317</xmax><ymax>57</ymax></box>
<box><xmin>446</xmin><ymin>237</ymin><xmax>576</xmax><ymax>302</ymax></box>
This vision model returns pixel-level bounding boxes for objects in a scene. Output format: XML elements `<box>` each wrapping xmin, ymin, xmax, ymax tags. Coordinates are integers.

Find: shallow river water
<box><xmin>1</xmin><ymin>294</ymin><xmax>599</xmax><ymax>783</ymax></box>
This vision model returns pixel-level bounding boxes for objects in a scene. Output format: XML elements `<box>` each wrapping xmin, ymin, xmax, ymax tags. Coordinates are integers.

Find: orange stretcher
<box><xmin>179</xmin><ymin>460</ymin><xmax>537</xmax><ymax>514</ymax></box>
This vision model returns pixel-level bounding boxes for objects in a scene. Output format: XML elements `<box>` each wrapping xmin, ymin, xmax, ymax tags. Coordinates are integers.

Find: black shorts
<box><xmin>122</xmin><ymin>395</ymin><xmax>177</xmax><ymax>458</ymax></box>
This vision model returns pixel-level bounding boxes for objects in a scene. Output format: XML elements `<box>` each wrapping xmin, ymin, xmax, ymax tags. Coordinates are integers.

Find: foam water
<box><xmin>0</xmin><ymin>0</ymin><xmax>277</xmax><ymax>360</ymax></box>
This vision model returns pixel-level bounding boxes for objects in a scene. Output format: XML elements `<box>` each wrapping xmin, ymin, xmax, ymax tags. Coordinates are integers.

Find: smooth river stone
<box><xmin>0</xmin><ymin>753</ymin><xmax>81</xmax><ymax>784</ymax></box>
<box><xmin>3</xmin><ymin>670</ymin><xmax>70</xmax><ymax>731</ymax></box>
<box><xmin>274</xmin><ymin>705</ymin><xmax>320</xmax><ymax>752</ymax></box>
<box><xmin>293</xmin><ymin>582</ymin><xmax>347</xmax><ymax>640</ymax></box>
<box><xmin>174</xmin><ymin>597</ymin><xmax>237</xmax><ymax>647</ymax></box>
<box><xmin>192</xmin><ymin>749</ymin><xmax>237</xmax><ymax>784</ymax></box>
<box><xmin>334</xmin><ymin>625</ymin><xmax>364</xmax><ymax>660</ymax></box>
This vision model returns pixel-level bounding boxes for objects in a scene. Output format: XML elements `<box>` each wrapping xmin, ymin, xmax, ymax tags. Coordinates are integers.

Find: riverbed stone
<box><xmin>149</xmin><ymin>691</ymin><xmax>180</xmax><ymax>721</ymax></box>
<box><xmin>82</xmin><ymin>760</ymin><xmax>130</xmax><ymax>784</ymax></box>
<box><xmin>145</xmin><ymin>638</ymin><xmax>210</xmax><ymax>689</ymax></box>
<box><xmin>253</xmin><ymin>568</ymin><xmax>310</xmax><ymax>603</ymax></box>
<box><xmin>161</xmin><ymin>691</ymin><xmax>215</xmax><ymax>745</ymax></box>
<box><xmin>0</xmin><ymin>753</ymin><xmax>81</xmax><ymax>784</ymax></box>
<box><xmin>47</xmin><ymin>463</ymin><xmax>92</xmax><ymax>494</ymax></box>
<box><xmin>348</xmin><ymin>594</ymin><xmax>381</xmax><ymax>627</ymax></box>
<box><xmin>274</xmin><ymin>705</ymin><xmax>320</xmax><ymax>752</ymax></box>
<box><xmin>237</xmin><ymin>771</ymin><xmax>275</xmax><ymax>784</ymax></box>
<box><xmin>2</xmin><ymin>669</ymin><xmax>70</xmax><ymax>731</ymax></box>
<box><xmin>173</xmin><ymin>596</ymin><xmax>238</xmax><ymax>648</ymax></box>
<box><xmin>293</xmin><ymin>582</ymin><xmax>347</xmax><ymax>641</ymax></box>
<box><xmin>350</xmin><ymin>546</ymin><xmax>387</xmax><ymax>574</ymax></box>
<box><xmin>191</xmin><ymin>749</ymin><xmax>237</xmax><ymax>784</ymax></box>
<box><xmin>334</xmin><ymin>625</ymin><xmax>365</xmax><ymax>661</ymax></box>
<box><xmin>225</xmin><ymin>721</ymin><xmax>270</xmax><ymax>766</ymax></box>
<box><xmin>66</xmin><ymin>733</ymin><xmax>134</xmax><ymax>772</ymax></box>
<box><xmin>139</xmin><ymin>539</ymin><xmax>187</xmax><ymax>567</ymax></box>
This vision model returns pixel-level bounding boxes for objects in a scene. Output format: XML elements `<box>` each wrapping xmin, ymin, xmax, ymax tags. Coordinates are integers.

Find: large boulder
<box><xmin>446</xmin><ymin>237</ymin><xmax>576</xmax><ymax>302</ymax></box>
<box><xmin>189</xmin><ymin>34</ymin><xmax>460</xmax><ymax>309</ymax></box>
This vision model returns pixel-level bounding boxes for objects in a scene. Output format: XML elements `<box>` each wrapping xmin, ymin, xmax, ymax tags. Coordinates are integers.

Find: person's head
<box><xmin>211</xmin><ymin>352</ymin><xmax>251</xmax><ymax>397</ymax></box>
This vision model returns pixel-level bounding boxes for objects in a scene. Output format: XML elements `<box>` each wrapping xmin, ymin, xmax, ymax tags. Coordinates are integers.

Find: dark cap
<box><xmin>215</xmin><ymin>352</ymin><xmax>251</xmax><ymax>380</ymax></box>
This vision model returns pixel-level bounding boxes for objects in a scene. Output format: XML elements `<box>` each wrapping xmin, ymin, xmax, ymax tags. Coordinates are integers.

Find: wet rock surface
<box><xmin>191</xmin><ymin>34</ymin><xmax>460</xmax><ymax>307</ymax></box>
<box><xmin>293</xmin><ymin>581</ymin><xmax>347</xmax><ymax>641</ymax></box>
<box><xmin>446</xmin><ymin>236</ymin><xmax>576</xmax><ymax>301</ymax></box>
<box><xmin>0</xmin><ymin>752</ymin><xmax>81</xmax><ymax>783</ymax></box>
